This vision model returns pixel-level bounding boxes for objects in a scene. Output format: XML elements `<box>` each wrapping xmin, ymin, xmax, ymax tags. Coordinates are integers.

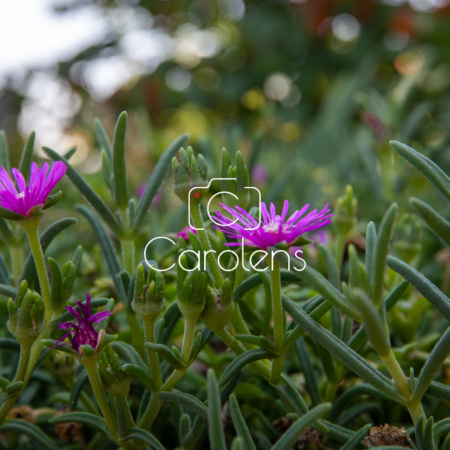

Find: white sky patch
<box><xmin>0</xmin><ymin>0</ymin><xmax>107</xmax><ymax>79</ymax></box>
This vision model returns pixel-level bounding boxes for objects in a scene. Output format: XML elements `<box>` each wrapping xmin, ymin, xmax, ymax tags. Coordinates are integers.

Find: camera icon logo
<box><xmin>187</xmin><ymin>178</ymin><xmax>262</xmax><ymax>231</ymax></box>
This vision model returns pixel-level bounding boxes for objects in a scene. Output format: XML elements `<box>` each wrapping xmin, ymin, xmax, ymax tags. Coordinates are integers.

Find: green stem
<box><xmin>181</xmin><ymin>317</ymin><xmax>197</xmax><ymax>363</ymax></box>
<box><xmin>139</xmin><ymin>393</ymin><xmax>162</xmax><ymax>430</ymax></box>
<box><xmin>230</xmin><ymin>305</ymin><xmax>258</xmax><ymax>350</ymax></box>
<box><xmin>84</xmin><ymin>361</ymin><xmax>118</xmax><ymax>438</ymax></box>
<box><xmin>138</xmin><ymin>317</ymin><xmax>198</xmax><ymax>430</ymax></box>
<box><xmin>214</xmin><ymin>326</ymin><xmax>272</xmax><ymax>379</ymax></box>
<box><xmin>114</xmin><ymin>396</ymin><xmax>135</xmax><ymax>440</ymax></box>
<box><xmin>19</xmin><ymin>217</ymin><xmax>51</xmax><ymax>322</ymax></box>
<box><xmin>190</xmin><ymin>204</ymin><xmax>223</xmax><ymax>288</ymax></box>
<box><xmin>14</xmin><ymin>342</ymin><xmax>31</xmax><ymax>382</ymax></box>
<box><xmin>381</xmin><ymin>350</ymin><xmax>425</xmax><ymax>425</ymax></box>
<box><xmin>269</xmin><ymin>258</ymin><xmax>284</xmax><ymax>383</ymax></box>
<box><xmin>127</xmin><ymin>311</ymin><xmax>146</xmax><ymax>362</ymax></box>
<box><xmin>143</xmin><ymin>317</ymin><xmax>163</xmax><ymax>390</ymax></box>
<box><xmin>121</xmin><ymin>238</ymin><xmax>136</xmax><ymax>276</ymax></box>
<box><xmin>269</xmin><ymin>259</ymin><xmax>283</xmax><ymax>353</ymax></box>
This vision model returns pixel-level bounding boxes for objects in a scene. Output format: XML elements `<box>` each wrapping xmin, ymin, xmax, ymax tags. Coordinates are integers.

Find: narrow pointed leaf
<box><xmin>271</xmin><ymin>377</ymin><xmax>308</xmax><ymax>415</ymax></box>
<box><xmin>159</xmin><ymin>390</ymin><xmax>208</xmax><ymax>418</ymax></box>
<box><xmin>272</xmin><ymin>252</ymin><xmax>360</xmax><ymax>320</ymax></box>
<box><xmin>70</xmin><ymin>368</ymin><xmax>89</xmax><ymax>411</ymax></box>
<box><xmin>229</xmin><ymin>394</ymin><xmax>257</xmax><ymax>450</ymax></box>
<box><xmin>111</xmin><ymin>341</ymin><xmax>147</xmax><ymax>370</ymax></box>
<box><xmin>411</xmin><ymin>326</ymin><xmax>450</xmax><ymax>402</ymax></box>
<box><xmin>76</xmin><ymin>205</ymin><xmax>125</xmax><ymax>300</ymax></box>
<box><xmin>328</xmin><ymin>384</ymin><xmax>388</xmax><ymax>422</ymax></box>
<box><xmin>271</xmin><ymin>403</ymin><xmax>331</xmax><ymax>450</ymax></box>
<box><xmin>387</xmin><ymin>256</ymin><xmax>450</xmax><ymax>322</ymax></box>
<box><xmin>282</xmin><ymin>295</ymin><xmax>407</xmax><ymax>404</ymax></box>
<box><xmin>122</xmin><ymin>428</ymin><xmax>166</xmax><ymax>450</ymax></box>
<box><xmin>122</xmin><ymin>364</ymin><xmax>155</xmax><ymax>392</ymax></box>
<box><xmin>49</xmin><ymin>412</ymin><xmax>112</xmax><ymax>437</ymax></box>
<box><xmin>145</xmin><ymin>342</ymin><xmax>185</xmax><ymax>370</ymax></box>
<box><xmin>219</xmin><ymin>349</ymin><xmax>274</xmax><ymax>387</ymax></box>
<box><xmin>207</xmin><ymin>369</ymin><xmax>227</xmax><ymax>450</ymax></box>
<box><xmin>391</xmin><ymin>140</ymin><xmax>450</xmax><ymax>201</ymax></box>
<box><xmin>112</xmin><ymin>112</ymin><xmax>129</xmax><ymax>208</ymax></box>
<box><xmin>132</xmin><ymin>133</ymin><xmax>189</xmax><ymax>232</ymax></box>
<box><xmin>0</xmin><ymin>131</ymin><xmax>10</xmax><ymax>173</ymax></box>
<box><xmin>42</xmin><ymin>146</ymin><xmax>123</xmax><ymax>237</ymax></box>
<box><xmin>372</xmin><ymin>203</ymin><xmax>398</xmax><ymax>307</ymax></box>
<box><xmin>94</xmin><ymin>117</ymin><xmax>113</xmax><ymax>162</ymax></box>
<box><xmin>296</xmin><ymin>338</ymin><xmax>322</xmax><ymax>405</ymax></box>
<box><xmin>0</xmin><ymin>419</ymin><xmax>58</xmax><ymax>450</ymax></box>
<box><xmin>0</xmin><ymin>284</ymin><xmax>18</xmax><ymax>298</ymax></box>
<box><xmin>410</xmin><ymin>197</ymin><xmax>450</xmax><ymax>245</ymax></box>
<box><xmin>340</xmin><ymin>424</ymin><xmax>372</xmax><ymax>450</ymax></box>
<box><xmin>365</xmin><ymin>221</ymin><xmax>377</xmax><ymax>289</ymax></box>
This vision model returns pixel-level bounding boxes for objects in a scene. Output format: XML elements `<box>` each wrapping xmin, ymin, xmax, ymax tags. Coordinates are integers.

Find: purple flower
<box><xmin>251</xmin><ymin>164</ymin><xmax>269</xmax><ymax>186</ymax></box>
<box><xmin>55</xmin><ymin>294</ymin><xmax>111</xmax><ymax>354</ymax></box>
<box><xmin>212</xmin><ymin>200</ymin><xmax>333</xmax><ymax>251</ymax></box>
<box><xmin>137</xmin><ymin>184</ymin><xmax>163</xmax><ymax>207</ymax></box>
<box><xmin>175</xmin><ymin>226</ymin><xmax>197</xmax><ymax>242</ymax></box>
<box><xmin>0</xmin><ymin>162</ymin><xmax>66</xmax><ymax>217</ymax></box>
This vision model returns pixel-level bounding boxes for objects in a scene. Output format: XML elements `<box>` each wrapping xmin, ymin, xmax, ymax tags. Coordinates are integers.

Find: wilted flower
<box><xmin>0</xmin><ymin>162</ymin><xmax>66</xmax><ymax>218</ymax></box>
<box><xmin>175</xmin><ymin>226</ymin><xmax>197</xmax><ymax>241</ymax></box>
<box><xmin>213</xmin><ymin>200</ymin><xmax>333</xmax><ymax>251</ymax></box>
<box><xmin>55</xmin><ymin>294</ymin><xmax>111</xmax><ymax>354</ymax></box>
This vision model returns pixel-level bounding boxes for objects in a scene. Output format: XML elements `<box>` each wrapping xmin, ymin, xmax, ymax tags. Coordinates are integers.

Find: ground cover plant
<box><xmin>0</xmin><ymin>109</ymin><xmax>449</xmax><ymax>450</ymax></box>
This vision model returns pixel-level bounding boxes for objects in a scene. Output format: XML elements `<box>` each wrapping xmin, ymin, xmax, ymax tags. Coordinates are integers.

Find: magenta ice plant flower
<box><xmin>212</xmin><ymin>200</ymin><xmax>333</xmax><ymax>251</ymax></box>
<box><xmin>175</xmin><ymin>226</ymin><xmax>197</xmax><ymax>241</ymax></box>
<box><xmin>0</xmin><ymin>162</ymin><xmax>66</xmax><ymax>218</ymax></box>
<box><xmin>55</xmin><ymin>294</ymin><xmax>111</xmax><ymax>354</ymax></box>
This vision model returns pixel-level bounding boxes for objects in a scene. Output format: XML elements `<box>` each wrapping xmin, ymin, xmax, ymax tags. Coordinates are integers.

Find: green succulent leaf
<box><xmin>391</xmin><ymin>140</ymin><xmax>450</xmax><ymax>202</ymax></box>
<box><xmin>0</xmin><ymin>419</ymin><xmax>58</xmax><ymax>450</ymax></box>
<box><xmin>121</xmin><ymin>428</ymin><xmax>166</xmax><ymax>450</ymax></box>
<box><xmin>271</xmin><ymin>403</ymin><xmax>331</xmax><ymax>450</ymax></box>
<box><xmin>387</xmin><ymin>256</ymin><xmax>450</xmax><ymax>322</ymax></box>
<box><xmin>229</xmin><ymin>394</ymin><xmax>257</xmax><ymax>450</ymax></box>
<box><xmin>42</xmin><ymin>146</ymin><xmax>124</xmax><ymax>237</ymax></box>
<box><xmin>207</xmin><ymin>368</ymin><xmax>227</xmax><ymax>450</ymax></box>
<box><xmin>219</xmin><ymin>349</ymin><xmax>275</xmax><ymax>387</ymax></box>
<box><xmin>159</xmin><ymin>390</ymin><xmax>208</xmax><ymax>419</ymax></box>
<box><xmin>410</xmin><ymin>197</ymin><xmax>450</xmax><ymax>246</ymax></box>
<box><xmin>132</xmin><ymin>133</ymin><xmax>189</xmax><ymax>233</ymax></box>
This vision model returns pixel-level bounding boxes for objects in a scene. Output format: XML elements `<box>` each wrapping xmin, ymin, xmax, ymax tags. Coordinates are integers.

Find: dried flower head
<box><xmin>364</xmin><ymin>424</ymin><xmax>411</xmax><ymax>448</ymax></box>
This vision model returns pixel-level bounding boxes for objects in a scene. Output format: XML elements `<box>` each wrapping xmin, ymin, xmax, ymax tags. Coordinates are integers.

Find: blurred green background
<box><xmin>1</xmin><ymin>0</ymin><xmax>450</xmax><ymax>293</ymax></box>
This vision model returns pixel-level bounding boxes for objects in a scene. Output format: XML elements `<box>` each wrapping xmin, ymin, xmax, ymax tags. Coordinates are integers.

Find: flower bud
<box><xmin>172</xmin><ymin>147</ymin><xmax>208</xmax><ymax>205</ymax></box>
<box><xmin>334</xmin><ymin>185</ymin><xmax>357</xmax><ymax>236</ymax></box>
<box><xmin>50</xmin><ymin>350</ymin><xmax>79</xmax><ymax>384</ymax></box>
<box><xmin>177</xmin><ymin>254</ymin><xmax>207</xmax><ymax>320</ymax></box>
<box><xmin>7</xmin><ymin>281</ymin><xmax>45</xmax><ymax>345</ymax></box>
<box><xmin>393</xmin><ymin>213</ymin><xmax>422</xmax><ymax>263</ymax></box>
<box><xmin>132</xmin><ymin>263</ymin><xmax>165</xmax><ymax>319</ymax></box>
<box><xmin>98</xmin><ymin>345</ymin><xmax>131</xmax><ymax>397</ymax></box>
<box><xmin>200</xmin><ymin>278</ymin><xmax>235</xmax><ymax>330</ymax></box>
<box><xmin>221</xmin><ymin>149</ymin><xmax>250</xmax><ymax>210</ymax></box>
